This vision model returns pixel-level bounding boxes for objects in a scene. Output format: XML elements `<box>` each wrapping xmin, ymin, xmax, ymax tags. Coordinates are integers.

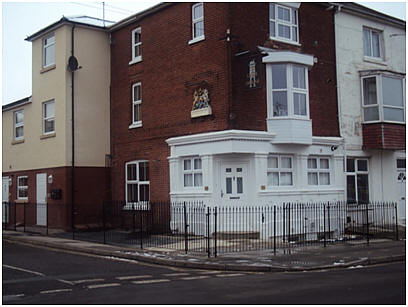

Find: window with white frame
<box><xmin>43</xmin><ymin>34</ymin><xmax>55</xmax><ymax>68</ymax></box>
<box><xmin>269</xmin><ymin>63</ymin><xmax>309</xmax><ymax>118</ymax></box>
<box><xmin>130</xmin><ymin>27</ymin><xmax>142</xmax><ymax>64</ymax></box>
<box><xmin>191</xmin><ymin>3</ymin><xmax>204</xmax><ymax>41</ymax></box>
<box><xmin>269</xmin><ymin>3</ymin><xmax>299</xmax><ymax>44</ymax></box>
<box><xmin>346</xmin><ymin>158</ymin><xmax>369</xmax><ymax>203</ymax></box>
<box><xmin>125</xmin><ymin>161</ymin><xmax>149</xmax><ymax>204</ymax></box>
<box><xmin>307</xmin><ymin>157</ymin><xmax>330</xmax><ymax>186</ymax></box>
<box><xmin>17</xmin><ymin>176</ymin><xmax>28</xmax><ymax>200</ymax></box>
<box><xmin>183</xmin><ymin>157</ymin><xmax>203</xmax><ymax>188</ymax></box>
<box><xmin>131</xmin><ymin>83</ymin><xmax>142</xmax><ymax>127</ymax></box>
<box><xmin>43</xmin><ymin>100</ymin><xmax>55</xmax><ymax>134</ymax></box>
<box><xmin>362</xmin><ymin>75</ymin><xmax>405</xmax><ymax>123</ymax></box>
<box><xmin>267</xmin><ymin>156</ymin><xmax>293</xmax><ymax>186</ymax></box>
<box><xmin>363</xmin><ymin>27</ymin><xmax>382</xmax><ymax>59</ymax></box>
<box><xmin>14</xmin><ymin>110</ymin><xmax>24</xmax><ymax>140</ymax></box>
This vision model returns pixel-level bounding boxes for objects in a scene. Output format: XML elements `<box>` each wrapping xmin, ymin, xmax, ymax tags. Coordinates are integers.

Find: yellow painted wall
<box><xmin>2</xmin><ymin>23</ymin><xmax>110</xmax><ymax>172</ymax></box>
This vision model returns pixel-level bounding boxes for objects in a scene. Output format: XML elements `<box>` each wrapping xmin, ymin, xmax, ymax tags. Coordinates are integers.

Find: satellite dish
<box><xmin>67</xmin><ymin>56</ymin><xmax>79</xmax><ymax>72</ymax></box>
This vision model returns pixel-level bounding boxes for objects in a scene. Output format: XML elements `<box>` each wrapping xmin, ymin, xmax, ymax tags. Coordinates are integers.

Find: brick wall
<box><xmin>110</xmin><ymin>3</ymin><xmax>340</xmax><ymax>202</ymax></box>
<box><xmin>229</xmin><ymin>3</ymin><xmax>340</xmax><ymax>136</ymax></box>
<box><xmin>3</xmin><ymin>166</ymin><xmax>110</xmax><ymax>230</ymax></box>
<box><xmin>362</xmin><ymin>123</ymin><xmax>406</xmax><ymax>150</ymax></box>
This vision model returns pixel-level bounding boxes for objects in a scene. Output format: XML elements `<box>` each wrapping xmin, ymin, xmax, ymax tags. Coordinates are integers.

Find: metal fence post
<box><xmin>102</xmin><ymin>201</ymin><xmax>106</xmax><ymax>244</ymax></box>
<box><xmin>23</xmin><ymin>203</ymin><xmax>26</xmax><ymax>232</ymax></box>
<box><xmin>214</xmin><ymin>207</ymin><xmax>217</xmax><ymax>258</ymax></box>
<box><xmin>184</xmin><ymin>202</ymin><xmax>188</xmax><ymax>254</ymax></box>
<box><xmin>323</xmin><ymin>204</ymin><xmax>326</xmax><ymax>248</ymax></box>
<box><xmin>273</xmin><ymin>205</ymin><xmax>276</xmax><ymax>256</ymax></box>
<box><xmin>288</xmin><ymin>203</ymin><xmax>291</xmax><ymax>243</ymax></box>
<box><xmin>46</xmin><ymin>203</ymin><xmax>49</xmax><ymax>236</ymax></box>
<box><xmin>206</xmin><ymin>206</ymin><xmax>210</xmax><ymax>258</ymax></box>
<box><xmin>394</xmin><ymin>202</ymin><xmax>399</xmax><ymax>241</ymax></box>
<box><xmin>366</xmin><ymin>203</ymin><xmax>370</xmax><ymax>245</ymax></box>
<box><xmin>139</xmin><ymin>204</ymin><xmax>143</xmax><ymax>249</ymax></box>
<box><xmin>327</xmin><ymin>202</ymin><xmax>331</xmax><ymax>240</ymax></box>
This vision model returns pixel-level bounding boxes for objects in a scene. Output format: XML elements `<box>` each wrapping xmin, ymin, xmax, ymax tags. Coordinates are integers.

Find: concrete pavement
<box><xmin>2</xmin><ymin>230</ymin><xmax>405</xmax><ymax>272</ymax></box>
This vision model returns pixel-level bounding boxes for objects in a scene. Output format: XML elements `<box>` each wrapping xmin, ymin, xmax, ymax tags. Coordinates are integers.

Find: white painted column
<box><xmin>168</xmin><ymin>156</ymin><xmax>180</xmax><ymax>195</ymax></box>
<box><xmin>200</xmin><ymin>154</ymin><xmax>213</xmax><ymax>194</ymax></box>
<box><xmin>254</xmin><ymin>152</ymin><xmax>268</xmax><ymax>200</ymax></box>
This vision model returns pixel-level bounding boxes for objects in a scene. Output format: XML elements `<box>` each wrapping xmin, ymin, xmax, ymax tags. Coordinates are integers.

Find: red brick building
<box><xmin>109</xmin><ymin>2</ymin><xmax>345</xmax><ymax>207</ymax></box>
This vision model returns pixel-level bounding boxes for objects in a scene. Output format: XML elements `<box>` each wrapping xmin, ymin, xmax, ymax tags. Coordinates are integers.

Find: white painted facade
<box><xmin>334</xmin><ymin>6</ymin><xmax>406</xmax><ymax>224</ymax></box>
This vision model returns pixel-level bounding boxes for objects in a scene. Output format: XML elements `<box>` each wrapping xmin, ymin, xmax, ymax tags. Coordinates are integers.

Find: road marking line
<box><xmin>216</xmin><ymin>273</ymin><xmax>245</xmax><ymax>278</ymax></box>
<box><xmin>163</xmin><ymin>273</ymin><xmax>191</xmax><ymax>277</ymax></box>
<box><xmin>116</xmin><ymin>275</ymin><xmax>152</xmax><ymax>280</ymax></box>
<box><xmin>3</xmin><ymin>294</ymin><xmax>25</xmax><ymax>299</ymax></box>
<box><xmin>132</xmin><ymin>279</ymin><xmax>170</xmax><ymax>285</ymax></box>
<box><xmin>71</xmin><ymin>278</ymin><xmax>105</xmax><ymax>284</ymax></box>
<box><xmin>57</xmin><ymin>279</ymin><xmax>75</xmax><ymax>285</ymax></box>
<box><xmin>3</xmin><ymin>264</ymin><xmax>45</xmax><ymax>276</ymax></box>
<box><xmin>87</xmin><ymin>283</ymin><xmax>121</xmax><ymax>289</ymax></box>
<box><xmin>40</xmin><ymin>289</ymin><xmax>72</xmax><ymax>294</ymax></box>
<box><xmin>198</xmin><ymin>271</ymin><xmax>220</xmax><ymax>274</ymax></box>
<box><xmin>180</xmin><ymin>275</ymin><xmax>210</xmax><ymax>280</ymax></box>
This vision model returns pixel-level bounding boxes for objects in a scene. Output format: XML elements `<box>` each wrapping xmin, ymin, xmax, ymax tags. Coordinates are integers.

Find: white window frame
<box><xmin>125</xmin><ymin>160</ymin><xmax>150</xmax><ymax>209</ymax></box>
<box><xmin>189</xmin><ymin>3</ymin><xmax>205</xmax><ymax>44</ymax></box>
<box><xmin>129</xmin><ymin>27</ymin><xmax>142</xmax><ymax>65</ymax></box>
<box><xmin>268</xmin><ymin>63</ymin><xmax>309</xmax><ymax>119</ymax></box>
<box><xmin>269</xmin><ymin>3</ymin><xmax>299</xmax><ymax>45</ymax></box>
<box><xmin>307</xmin><ymin>157</ymin><xmax>331</xmax><ymax>186</ymax></box>
<box><xmin>346</xmin><ymin>158</ymin><xmax>370</xmax><ymax>203</ymax></box>
<box><xmin>267</xmin><ymin>155</ymin><xmax>294</xmax><ymax>187</ymax></box>
<box><xmin>182</xmin><ymin>157</ymin><xmax>203</xmax><ymax>189</ymax></box>
<box><xmin>129</xmin><ymin>82</ymin><xmax>142</xmax><ymax>128</ymax></box>
<box><xmin>17</xmin><ymin>176</ymin><xmax>28</xmax><ymax>200</ymax></box>
<box><xmin>363</xmin><ymin>27</ymin><xmax>383</xmax><ymax>60</ymax></box>
<box><xmin>14</xmin><ymin>109</ymin><xmax>24</xmax><ymax>141</ymax></box>
<box><xmin>42</xmin><ymin>100</ymin><xmax>55</xmax><ymax>134</ymax></box>
<box><xmin>43</xmin><ymin>33</ymin><xmax>55</xmax><ymax>68</ymax></box>
<box><xmin>361</xmin><ymin>74</ymin><xmax>405</xmax><ymax>124</ymax></box>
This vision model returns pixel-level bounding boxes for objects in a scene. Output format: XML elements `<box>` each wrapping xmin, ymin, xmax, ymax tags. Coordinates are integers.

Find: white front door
<box><xmin>221</xmin><ymin>164</ymin><xmax>247</xmax><ymax>204</ymax></box>
<box><xmin>36</xmin><ymin>173</ymin><xmax>47</xmax><ymax>226</ymax></box>
<box><xmin>2</xmin><ymin>177</ymin><xmax>9</xmax><ymax>223</ymax></box>
<box><xmin>397</xmin><ymin>159</ymin><xmax>406</xmax><ymax>226</ymax></box>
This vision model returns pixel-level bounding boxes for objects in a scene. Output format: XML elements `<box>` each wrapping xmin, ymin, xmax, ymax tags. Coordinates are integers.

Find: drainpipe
<box><xmin>71</xmin><ymin>25</ymin><xmax>76</xmax><ymax>236</ymax></box>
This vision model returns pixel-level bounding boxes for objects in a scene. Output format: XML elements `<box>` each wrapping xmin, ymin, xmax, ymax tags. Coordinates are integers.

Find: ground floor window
<box><xmin>17</xmin><ymin>176</ymin><xmax>28</xmax><ymax>200</ymax></box>
<box><xmin>125</xmin><ymin>160</ymin><xmax>149</xmax><ymax>204</ymax></box>
<box><xmin>267</xmin><ymin>155</ymin><xmax>293</xmax><ymax>186</ymax></box>
<box><xmin>307</xmin><ymin>157</ymin><xmax>330</xmax><ymax>186</ymax></box>
<box><xmin>183</xmin><ymin>157</ymin><xmax>202</xmax><ymax>188</ymax></box>
<box><xmin>346</xmin><ymin>158</ymin><xmax>369</xmax><ymax>203</ymax></box>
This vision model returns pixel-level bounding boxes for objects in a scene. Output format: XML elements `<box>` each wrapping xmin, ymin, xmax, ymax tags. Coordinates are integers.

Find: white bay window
<box><xmin>362</xmin><ymin>74</ymin><xmax>405</xmax><ymax>123</ymax></box>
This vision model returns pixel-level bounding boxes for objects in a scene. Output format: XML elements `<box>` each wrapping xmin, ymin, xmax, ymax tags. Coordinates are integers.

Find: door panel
<box><xmin>36</xmin><ymin>173</ymin><xmax>47</xmax><ymax>226</ymax></box>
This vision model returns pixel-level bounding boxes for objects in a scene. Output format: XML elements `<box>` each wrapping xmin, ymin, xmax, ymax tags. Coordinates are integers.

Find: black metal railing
<box><xmin>2</xmin><ymin>201</ymin><xmax>402</xmax><ymax>257</ymax></box>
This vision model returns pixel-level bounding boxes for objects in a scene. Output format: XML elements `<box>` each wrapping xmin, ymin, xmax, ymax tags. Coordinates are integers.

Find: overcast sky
<box><xmin>1</xmin><ymin>1</ymin><xmax>406</xmax><ymax>105</ymax></box>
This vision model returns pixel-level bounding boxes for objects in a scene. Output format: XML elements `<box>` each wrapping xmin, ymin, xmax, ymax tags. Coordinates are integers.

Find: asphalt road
<box><xmin>2</xmin><ymin>240</ymin><xmax>406</xmax><ymax>304</ymax></box>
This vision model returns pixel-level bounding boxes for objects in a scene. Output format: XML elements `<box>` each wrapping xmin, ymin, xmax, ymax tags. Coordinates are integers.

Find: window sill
<box><xmin>12</xmin><ymin>139</ymin><xmax>24</xmax><ymax>145</ymax></box>
<box><xmin>362</xmin><ymin>120</ymin><xmax>405</xmax><ymax>125</ymax></box>
<box><xmin>188</xmin><ymin>36</ymin><xmax>205</xmax><ymax>45</ymax></box>
<box><xmin>129</xmin><ymin>57</ymin><xmax>142</xmax><ymax>65</ymax></box>
<box><xmin>40</xmin><ymin>132</ymin><xmax>56</xmax><ymax>140</ymax></box>
<box><xmin>269</xmin><ymin>36</ymin><xmax>301</xmax><ymax>47</ymax></box>
<box><xmin>15</xmin><ymin>199</ymin><xmax>28</xmax><ymax>204</ymax></box>
<box><xmin>363</xmin><ymin>56</ymin><xmax>386</xmax><ymax>66</ymax></box>
<box><xmin>41</xmin><ymin>64</ymin><xmax>56</xmax><ymax>74</ymax></box>
<box><xmin>129</xmin><ymin>122</ymin><xmax>142</xmax><ymax>129</ymax></box>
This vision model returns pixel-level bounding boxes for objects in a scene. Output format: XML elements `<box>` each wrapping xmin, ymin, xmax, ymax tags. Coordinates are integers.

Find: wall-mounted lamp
<box><xmin>331</xmin><ymin>145</ymin><xmax>338</xmax><ymax>151</ymax></box>
<box><xmin>48</xmin><ymin>175</ymin><xmax>53</xmax><ymax>184</ymax></box>
<box><xmin>8</xmin><ymin>178</ymin><xmax>12</xmax><ymax>186</ymax></box>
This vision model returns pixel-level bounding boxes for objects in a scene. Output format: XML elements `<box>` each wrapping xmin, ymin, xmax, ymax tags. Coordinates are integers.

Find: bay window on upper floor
<box><xmin>361</xmin><ymin>74</ymin><xmax>405</xmax><ymax>123</ymax></box>
<box><xmin>269</xmin><ymin>63</ymin><xmax>309</xmax><ymax>118</ymax></box>
<box><xmin>269</xmin><ymin>3</ymin><xmax>300</xmax><ymax>45</ymax></box>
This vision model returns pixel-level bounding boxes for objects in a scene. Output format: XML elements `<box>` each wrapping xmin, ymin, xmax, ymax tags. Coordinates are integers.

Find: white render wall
<box><xmin>334</xmin><ymin>11</ymin><xmax>405</xmax><ymax>150</ymax></box>
<box><xmin>334</xmin><ymin>9</ymin><xmax>406</xmax><ymax>215</ymax></box>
